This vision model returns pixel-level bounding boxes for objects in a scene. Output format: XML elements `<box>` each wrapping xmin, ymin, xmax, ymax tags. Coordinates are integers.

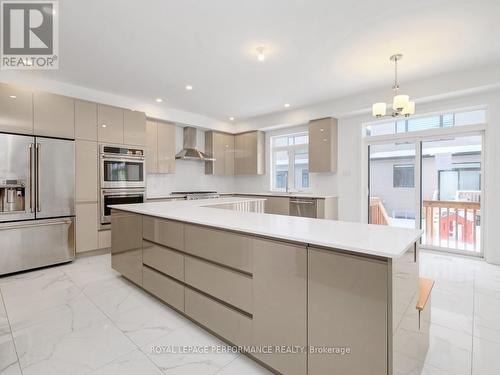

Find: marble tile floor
<box><xmin>0</xmin><ymin>250</ymin><xmax>499</xmax><ymax>375</ymax></box>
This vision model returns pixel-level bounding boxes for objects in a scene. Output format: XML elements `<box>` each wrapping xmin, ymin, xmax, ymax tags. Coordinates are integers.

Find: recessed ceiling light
<box><xmin>284</xmin><ymin>103</ymin><xmax>290</xmax><ymax>108</ymax></box>
<box><xmin>155</xmin><ymin>98</ymin><xmax>163</xmax><ymax>103</ymax></box>
<box><xmin>256</xmin><ymin>47</ymin><xmax>265</xmax><ymax>62</ymax></box>
<box><xmin>185</xmin><ymin>85</ymin><xmax>193</xmax><ymax>91</ymax></box>
<box><xmin>9</xmin><ymin>95</ymin><xmax>16</xmax><ymax>99</ymax></box>
<box><xmin>229</xmin><ymin>117</ymin><xmax>235</xmax><ymax>121</ymax></box>
<box><xmin>101</xmin><ymin>124</ymin><xmax>107</xmax><ymax>128</ymax></box>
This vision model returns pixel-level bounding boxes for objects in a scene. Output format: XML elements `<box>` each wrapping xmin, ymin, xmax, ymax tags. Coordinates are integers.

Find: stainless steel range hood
<box><xmin>175</xmin><ymin>126</ymin><xmax>215</xmax><ymax>161</ymax></box>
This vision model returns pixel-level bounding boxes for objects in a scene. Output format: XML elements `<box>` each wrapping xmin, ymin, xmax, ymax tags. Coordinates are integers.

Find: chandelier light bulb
<box><xmin>402</xmin><ymin>101</ymin><xmax>416</xmax><ymax>117</ymax></box>
<box><xmin>372</xmin><ymin>102</ymin><xmax>387</xmax><ymax>117</ymax></box>
<box><xmin>393</xmin><ymin>94</ymin><xmax>409</xmax><ymax>112</ymax></box>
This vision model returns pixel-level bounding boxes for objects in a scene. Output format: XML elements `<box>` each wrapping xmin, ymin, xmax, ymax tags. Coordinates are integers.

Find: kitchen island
<box><xmin>110</xmin><ymin>197</ymin><xmax>428</xmax><ymax>375</ymax></box>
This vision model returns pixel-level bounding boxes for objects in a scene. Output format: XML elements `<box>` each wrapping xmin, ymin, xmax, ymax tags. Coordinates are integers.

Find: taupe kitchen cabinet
<box><xmin>252</xmin><ymin>238</ymin><xmax>307</xmax><ymax>375</ymax></box>
<box><xmin>0</xmin><ymin>83</ymin><xmax>33</xmax><ymax>135</ymax></box>
<box><xmin>234</xmin><ymin>131</ymin><xmax>265</xmax><ymax>175</ymax></box>
<box><xmin>157</xmin><ymin>121</ymin><xmax>176</xmax><ymax>173</ymax></box>
<box><xmin>75</xmin><ymin>203</ymin><xmax>99</xmax><ymax>253</ymax></box>
<box><xmin>308</xmin><ymin>247</ymin><xmax>388</xmax><ymax>375</ymax></box>
<box><xmin>75</xmin><ymin>100</ymin><xmax>97</xmax><ymax>141</ymax></box>
<box><xmin>97</xmin><ymin>104</ymin><xmax>124</xmax><ymax>144</ymax></box>
<box><xmin>111</xmin><ymin>210</ymin><xmax>143</xmax><ymax>286</ymax></box>
<box><xmin>264</xmin><ymin>196</ymin><xmax>290</xmax><ymax>215</ymax></box>
<box><xmin>205</xmin><ymin>131</ymin><xmax>235</xmax><ymax>175</ymax></box>
<box><xmin>124</xmin><ymin>109</ymin><xmax>146</xmax><ymax>146</ymax></box>
<box><xmin>75</xmin><ymin>140</ymin><xmax>98</xmax><ymax>202</ymax></box>
<box><xmin>34</xmin><ymin>92</ymin><xmax>75</xmax><ymax>139</ymax></box>
<box><xmin>146</xmin><ymin>120</ymin><xmax>176</xmax><ymax>174</ymax></box>
<box><xmin>224</xmin><ymin>133</ymin><xmax>235</xmax><ymax>175</ymax></box>
<box><xmin>309</xmin><ymin>117</ymin><xmax>338</xmax><ymax>173</ymax></box>
<box><xmin>146</xmin><ymin>120</ymin><xmax>158</xmax><ymax>174</ymax></box>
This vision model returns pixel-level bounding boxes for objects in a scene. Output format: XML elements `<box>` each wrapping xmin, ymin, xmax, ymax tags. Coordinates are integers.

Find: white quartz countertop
<box><xmin>147</xmin><ymin>192</ymin><xmax>336</xmax><ymax>200</ymax></box>
<box><xmin>111</xmin><ymin>197</ymin><xmax>422</xmax><ymax>259</ymax></box>
<box><xmin>220</xmin><ymin>192</ymin><xmax>337</xmax><ymax>199</ymax></box>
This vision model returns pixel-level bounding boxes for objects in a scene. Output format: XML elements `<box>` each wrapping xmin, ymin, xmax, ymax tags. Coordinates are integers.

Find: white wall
<box><xmin>146</xmin><ymin>127</ymin><xmax>235</xmax><ymax>197</ymax></box>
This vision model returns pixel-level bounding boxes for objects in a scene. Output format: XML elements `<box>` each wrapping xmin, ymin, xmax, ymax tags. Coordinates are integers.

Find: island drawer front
<box><xmin>143</xmin><ymin>266</ymin><xmax>185</xmax><ymax>312</ymax></box>
<box><xmin>184</xmin><ymin>224</ymin><xmax>252</xmax><ymax>273</ymax></box>
<box><xmin>185</xmin><ymin>288</ymin><xmax>252</xmax><ymax>347</ymax></box>
<box><xmin>185</xmin><ymin>256</ymin><xmax>252</xmax><ymax>314</ymax></box>
<box><xmin>143</xmin><ymin>240</ymin><xmax>185</xmax><ymax>281</ymax></box>
<box><xmin>143</xmin><ymin>216</ymin><xmax>184</xmax><ymax>251</ymax></box>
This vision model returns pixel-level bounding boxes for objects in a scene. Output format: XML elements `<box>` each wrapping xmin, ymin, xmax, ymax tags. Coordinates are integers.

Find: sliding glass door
<box><xmin>421</xmin><ymin>135</ymin><xmax>482</xmax><ymax>254</ymax></box>
<box><xmin>368</xmin><ymin>134</ymin><xmax>483</xmax><ymax>256</ymax></box>
<box><xmin>368</xmin><ymin>142</ymin><xmax>417</xmax><ymax>228</ymax></box>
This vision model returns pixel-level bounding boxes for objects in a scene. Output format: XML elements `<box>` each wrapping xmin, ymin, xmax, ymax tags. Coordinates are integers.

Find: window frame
<box><xmin>270</xmin><ymin>132</ymin><xmax>310</xmax><ymax>192</ymax></box>
<box><xmin>393</xmin><ymin>164</ymin><xmax>415</xmax><ymax>188</ymax></box>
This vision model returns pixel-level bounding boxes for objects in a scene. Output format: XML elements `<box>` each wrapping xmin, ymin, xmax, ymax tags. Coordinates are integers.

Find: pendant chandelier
<box><xmin>372</xmin><ymin>54</ymin><xmax>415</xmax><ymax>118</ymax></box>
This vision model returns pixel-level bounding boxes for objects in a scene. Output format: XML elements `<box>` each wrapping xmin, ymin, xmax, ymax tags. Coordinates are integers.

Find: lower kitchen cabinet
<box><xmin>142</xmin><ymin>266</ymin><xmax>185</xmax><ymax>311</ymax></box>
<box><xmin>110</xmin><ymin>211</ymin><xmax>143</xmax><ymax>285</ymax></box>
<box><xmin>263</xmin><ymin>196</ymin><xmax>290</xmax><ymax>215</ymax></box>
<box><xmin>98</xmin><ymin>229</ymin><xmax>111</xmax><ymax>249</ymax></box>
<box><xmin>185</xmin><ymin>288</ymin><xmax>252</xmax><ymax>346</ymax></box>
<box><xmin>75</xmin><ymin>203</ymin><xmax>98</xmax><ymax>253</ymax></box>
<box><xmin>252</xmin><ymin>238</ymin><xmax>307</xmax><ymax>375</ymax></box>
<box><xmin>308</xmin><ymin>247</ymin><xmax>389</xmax><ymax>375</ymax></box>
<box><xmin>184</xmin><ymin>224</ymin><xmax>252</xmax><ymax>273</ymax></box>
<box><xmin>142</xmin><ymin>240</ymin><xmax>184</xmax><ymax>281</ymax></box>
<box><xmin>185</xmin><ymin>256</ymin><xmax>253</xmax><ymax>313</ymax></box>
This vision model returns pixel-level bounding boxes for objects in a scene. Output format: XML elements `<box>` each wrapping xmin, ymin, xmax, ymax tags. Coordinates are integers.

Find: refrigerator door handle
<box><xmin>36</xmin><ymin>143</ymin><xmax>41</xmax><ymax>212</ymax></box>
<box><xmin>29</xmin><ymin>143</ymin><xmax>34</xmax><ymax>213</ymax></box>
<box><xmin>0</xmin><ymin>219</ymin><xmax>73</xmax><ymax>231</ymax></box>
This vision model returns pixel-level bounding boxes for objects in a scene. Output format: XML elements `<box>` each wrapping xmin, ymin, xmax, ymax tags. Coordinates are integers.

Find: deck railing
<box><xmin>422</xmin><ymin>200</ymin><xmax>481</xmax><ymax>252</ymax></box>
<box><xmin>369</xmin><ymin>197</ymin><xmax>390</xmax><ymax>226</ymax></box>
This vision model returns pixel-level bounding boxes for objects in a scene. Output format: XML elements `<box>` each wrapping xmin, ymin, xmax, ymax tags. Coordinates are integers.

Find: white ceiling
<box><xmin>21</xmin><ymin>0</ymin><xmax>500</xmax><ymax>122</ymax></box>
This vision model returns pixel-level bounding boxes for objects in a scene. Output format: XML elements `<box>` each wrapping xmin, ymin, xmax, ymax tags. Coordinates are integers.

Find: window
<box><xmin>393</xmin><ymin>164</ymin><xmax>415</xmax><ymax>188</ymax></box>
<box><xmin>271</xmin><ymin>132</ymin><xmax>309</xmax><ymax>191</ymax></box>
<box><xmin>365</xmin><ymin>109</ymin><xmax>486</xmax><ymax>137</ymax></box>
<box><xmin>438</xmin><ymin>163</ymin><xmax>481</xmax><ymax>200</ymax></box>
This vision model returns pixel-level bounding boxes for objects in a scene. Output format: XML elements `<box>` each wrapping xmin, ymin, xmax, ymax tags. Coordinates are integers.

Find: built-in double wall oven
<box><xmin>99</xmin><ymin>145</ymin><xmax>145</xmax><ymax>228</ymax></box>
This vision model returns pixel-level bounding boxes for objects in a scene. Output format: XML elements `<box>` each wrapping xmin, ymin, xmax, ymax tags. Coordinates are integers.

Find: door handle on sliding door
<box><xmin>36</xmin><ymin>143</ymin><xmax>41</xmax><ymax>212</ymax></box>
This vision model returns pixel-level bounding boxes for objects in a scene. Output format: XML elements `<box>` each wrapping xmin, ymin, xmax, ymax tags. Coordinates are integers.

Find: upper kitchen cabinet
<box><xmin>205</xmin><ymin>131</ymin><xmax>234</xmax><ymax>176</ymax></box>
<box><xmin>234</xmin><ymin>131</ymin><xmax>265</xmax><ymax>175</ymax></box>
<box><xmin>124</xmin><ymin>109</ymin><xmax>146</xmax><ymax>146</ymax></box>
<box><xmin>146</xmin><ymin>120</ymin><xmax>176</xmax><ymax>174</ymax></box>
<box><xmin>98</xmin><ymin>104</ymin><xmax>123</xmax><ymax>144</ymax></box>
<box><xmin>34</xmin><ymin>92</ymin><xmax>75</xmax><ymax>139</ymax></box>
<box><xmin>0</xmin><ymin>83</ymin><xmax>33</xmax><ymax>135</ymax></box>
<box><xmin>157</xmin><ymin>121</ymin><xmax>176</xmax><ymax>173</ymax></box>
<box><xmin>146</xmin><ymin>120</ymin><xmax>158</xmax><ymax>174</ymax></box>
<box><xmin>308</xmin><ymin>117</ymin><xmax>338</xmax><ymax>173</ymax></box>
<box><xmin>75</xmin><ymin>100</ymin><xmax>97</xmax><ymax>141</ymax></box>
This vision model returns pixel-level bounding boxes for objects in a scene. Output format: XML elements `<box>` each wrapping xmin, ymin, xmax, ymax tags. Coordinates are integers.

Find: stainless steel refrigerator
<box><xmin>0</xmin><ymin>133</ymin><xmax>75</xmax><ymax>275</ymax></box>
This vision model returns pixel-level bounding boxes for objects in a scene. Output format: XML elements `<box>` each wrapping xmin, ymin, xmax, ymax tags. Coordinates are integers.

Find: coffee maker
<box><xmin>0</xmin><ymin>179</ymin><xmax>26</xmax><ymax>213</ymax></box>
